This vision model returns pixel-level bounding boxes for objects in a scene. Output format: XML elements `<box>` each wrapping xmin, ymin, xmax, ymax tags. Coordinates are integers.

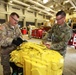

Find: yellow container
<box><xmin>23</xmin><ymin>59</ymin><xmax>32</xmax><ymax>75</ymax></box>
<box><xmin>23</xmin><ymin>59</ymin><xmax>47</xmax><ymax>75</ymax></box>
<box><xmin>10</xmin><ymin>42</ymin><xmax>64</xmax><ymax>75</ymax></box>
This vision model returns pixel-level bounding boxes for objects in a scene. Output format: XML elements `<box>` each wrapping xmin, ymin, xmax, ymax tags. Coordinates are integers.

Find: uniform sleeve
<box><xmin>42</xmin><ymin>27</ymin><xmax>53</xmax><ymax>43</ymax></box>
<box><xmin>15</xmin><ymin>25</ymin><xmax>23</xmax><ymax>39</ymax></box>
<box><xmin>0</xmin><ymin>29</ymin><xmax>3</xmax><ymax>46</ymax></box>
<box><xmin>51</xmin><ymin>28</ymin><xmax>72</xmax><ymax>50</ymax></box>
<box><xmin>2</xmin><ymin>36</ymin><xmax>13</xmax><ymax>46</ymax></box>
<box><xmin>0</xmin><ymin>29</ymin><xmax>13</xmax><ymax>46</ymax></box>
<box><xmin>0</xmin><ymin>24</ymin><xmax>23</xmax><ymax>47</ymax></box>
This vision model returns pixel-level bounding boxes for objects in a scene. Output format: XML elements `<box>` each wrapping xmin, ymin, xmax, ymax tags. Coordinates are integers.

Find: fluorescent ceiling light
<box><xmin>9</xmin><ymin>0</ymin><xmax>13</xmax><ymax>3</ymax></box>
<box><xmin>46</xmin><ymin>19</ymin><xmax>49</xmax><ymax>21</ymax></box>
<box><xmin>63</xmin><ymin>0</ymin><xmax>69</xmax><ymax>5</ymax></box>
<box><xmin>43</xmin><ymin>0</ymin><xmax>48</xmax><ymax>4</ymax></box>
<box><xmin>50</xmin><ymin>5</ymin><xmax>54</xmax><ymax>8</ymax></box>
<box><xmin>45</xmin><ymin>8</ymin><xmax>51</xmax><ymax>11</ymax></box>
<box><xmin>69</xmin><ymin>7</ymin><xmax>75</xmax><ymax>10</ymax></box>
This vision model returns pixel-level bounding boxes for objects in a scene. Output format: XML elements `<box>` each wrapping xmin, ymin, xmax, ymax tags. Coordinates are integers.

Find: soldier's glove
<box><xmin>12</xmin><ymin>37</ymin><xmax>28</xmax><ymax>46</ymax></box>
<box><xmin>17</xmin><ymin>37</ymin><xmax>28</xmax><ymax>42</ymax></box>
<box><xmin>12</xmin><ymin>38</ymin><xmax>21</xmax><ymax>46</ymax></box>
<box><xmin>17</xmin><ymin>37</ymin><xmax>24</xmax><ymax>43</ymax></box>
<box><xmin>23</xmin><ymin>40</ymin><xmax>28</xmax><ymax>42</ymax></box>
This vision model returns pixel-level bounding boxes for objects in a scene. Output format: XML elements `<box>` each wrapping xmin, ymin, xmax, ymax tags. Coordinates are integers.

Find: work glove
<box><xmin>17</xmin><ymin>37</ymin><xmax>28</xmax><ymax>42</ymax></box>
<box><xmin>23</xmin><ymin>40</ymin><xmax>28</xmax><ymax>42</ymax></box>
<box><xmin>16</xmin><ymin>37</ymin><xmax>24</xmax><ymax>43</ymax></box>
<box><xmin>12</xmin><ymin>38</ymin><xmax>21</xmax><ymax>46</ymax></box>
<box><xmin>12</xmin><ymin>37</ymin><xmax>28</xmax><ymax>46</ymax></box>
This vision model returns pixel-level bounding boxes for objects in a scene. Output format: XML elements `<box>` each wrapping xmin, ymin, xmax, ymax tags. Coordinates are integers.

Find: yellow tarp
<box><xmin>10</xmin><ymin>42</ymin><xmax>64</xmax><ymax>75</ymax></box>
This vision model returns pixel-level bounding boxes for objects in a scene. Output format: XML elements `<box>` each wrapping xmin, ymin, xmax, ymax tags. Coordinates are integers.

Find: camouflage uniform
<box><xmin>42</xmin><ymin>23</ymin><xmax>72</xmax><ymax>57</ymax></box>
<box><xmin>28</xmin><ymin>25</ymin><xmax>32</xmax><ymax>39</ymax></box>
<box><xmin>0</xmin><ymin>22</ymin><xmax>22</xmax><ymax>75</ymax></box>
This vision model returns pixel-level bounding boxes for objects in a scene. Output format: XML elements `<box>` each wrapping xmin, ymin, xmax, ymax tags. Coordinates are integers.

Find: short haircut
<box><xmin>56</xmin><ymin>10</ymin><xmax>66</xmax><ymax>17</ymax></box>
<box><xmin>10</xmin><ymin>12</ymin><xmax>19</xmax><ymax>18</ymax></box>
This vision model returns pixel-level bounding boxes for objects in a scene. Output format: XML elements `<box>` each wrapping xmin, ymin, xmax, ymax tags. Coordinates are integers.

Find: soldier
<box><xmin>42</xmin><ymin>10</ymin><xmax>72</xmax><ymax>57</ymax></box>
<box><xmin>0</xmin><ymin>12</ymin><xmax>24</xmax><ymax>75</ymax></box>
<box><xmin>27</xmin><ymin>24</ymin><xmax>32</xmax><ymax>39</ymax></box>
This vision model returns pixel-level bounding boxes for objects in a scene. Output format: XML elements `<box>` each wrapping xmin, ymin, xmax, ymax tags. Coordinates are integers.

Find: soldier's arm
<box><xmin>1</xmin><ymin>32</ymin><xmax>13</xmax><ymax>46</ymax></box>
<box><xmin>1</xmin><ymin>26</ymin><xmax>23</xmax><ymax>47</ymax></box>
<box><xmin>51</xmin><ymin>28</ymin><xmax>72</xmax><ymax>50</ymax></box>
<box><xmin>0</xmin><ymin>25</ymin><xmax>5</xmax><ymax>46</ymax></box>
<box><xmin>0</xmin><ymin>30</ymin><xmax>3</xmax><ymax>46</ymax></box>
<box><xmin>42</xmin><ymin>25</ymin><xmax>55</xmax><ymax>44</ymax></box>
<box><xmin>42</xmin><ymin>28</ymin><xmax>53</xmax><ymax>44</ymax></box>
<box><xmin>0</xmin><ymin>25</ymin><xmax>14</xmax><ymax>46</ymax></box>
<box><xmin>15</xmin><ymin>25</ymin><xmax>23</xmax><ymax>39</ymax></box>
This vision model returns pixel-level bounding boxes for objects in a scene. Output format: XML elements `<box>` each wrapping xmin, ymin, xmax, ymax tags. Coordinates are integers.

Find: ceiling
<box><xmin>1</xmin><ymin>0</ymin><xmax>76</xmax><ymax>17</ymax></box>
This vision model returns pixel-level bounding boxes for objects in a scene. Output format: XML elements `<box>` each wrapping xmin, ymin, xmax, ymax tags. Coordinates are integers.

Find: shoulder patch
<box><xmin>0</xmin><ymin>26</ymin><xmax>4</xmax><ymax>30</ymax></box>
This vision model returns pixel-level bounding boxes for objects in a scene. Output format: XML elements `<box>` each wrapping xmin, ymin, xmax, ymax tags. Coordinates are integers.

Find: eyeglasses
<box><xmin>56</xmin><ymin>17</ymin><xmax>64</xmax><ymax>21</ymax></box>
<box><xmin>11</xmin><ymin>16</ymin><xmax>19</xmax><ymax>23</ymax></box>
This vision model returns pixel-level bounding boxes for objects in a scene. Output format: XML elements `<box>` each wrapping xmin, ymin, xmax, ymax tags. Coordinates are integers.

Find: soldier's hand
<box><xmin>41</xmin><ymin>41</ymin><xmax>50</xmax><ymax>49</ymax></box>
<box><xmin>0</xmin><ymin>25</ymin><xmax>4</xmax><ymax>30</ymax></box>
<box><xmin>45</xmin><ymin>44</ymin><xmax>51</xmax><ymax>49</ymax></box>
<box><xmin>12</xmin><ymin>38</ymin><xmax>21</xmax><ymax>46</ymax></box>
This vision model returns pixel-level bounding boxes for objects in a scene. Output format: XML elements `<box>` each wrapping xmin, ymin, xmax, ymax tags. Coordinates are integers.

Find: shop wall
<box><xmin>0</xmin><ymin>19</ymin><xmax>5</xmax><ymax>24</ymax></box>
<box><xmin>9</xmin><ymin>6</ymin><xmax>23</xmax><ymax>16</ymax></box>
<box><xmin>37</xmin><ymin>14</ymin><xmax>44</xmax><ymax>26</ymax></box>
<box><xmin>26</xmin><ymin>22</ymin><xmax>35</xmax><ymax>26</ymax></box>
<box><xmin>0</xmin><ymin>3</ymin><xmax>47</xmax><ymax>27</ymax></box>
<box><xmin>0</xmin><ymin>13</ymin><xmax>5</xmax><ymax>24</ymax></box>
<box><xmin>25</xmin><ymin>11</ymin><xmax>35</xmax><ymax>22</ymax></box>
<box><xmin>37</xmin><ymin>14</ymin><xmax>43</xmax><ymax>19</ymax></box>
<box><xmin>0</xmin><ymin>4</ymin><xmax>6</xmax><ymax>24</ymax></box>
<box><xmin>0</xmin><ymin>3</ymin><xmax>6</xmax><ymax>13</ymax></box>
<box><xmin>18</xmin><ymin>21</ymin><xmax>23</xmax><ymax>28</ymax></box>
<box><xmin>0</xmin><ymin>13</ymin><xmax>5</xmax><ymax>19</ymax></box>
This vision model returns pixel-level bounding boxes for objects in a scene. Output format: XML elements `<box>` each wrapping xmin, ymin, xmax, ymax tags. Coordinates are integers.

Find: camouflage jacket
<box><xmin>0</xmin><ymin>22</ymin><xmax>22</xmax><ymax>47</ymax></box>
<box><xmin>42</xmin><ymin>23</ymin><xmax>72</xmax><ymax>52</ymax></box>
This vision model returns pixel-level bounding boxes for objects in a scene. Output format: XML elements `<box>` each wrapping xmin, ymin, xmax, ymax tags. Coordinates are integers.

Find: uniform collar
<box><xmin>58</xmin><ymin>23</ymin><xmax>66</xmax><ymax>28</ymax></box>
<box><xmin>6</xmin><ymin>22</ymin><xmax>15</xmax><ymax>29</ymax></box>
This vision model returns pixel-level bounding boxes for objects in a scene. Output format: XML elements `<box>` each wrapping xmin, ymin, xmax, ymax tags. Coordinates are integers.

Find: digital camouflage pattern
<box><xmin>42</xmin><ymin>23</ymin><xmax>72</xmax><ymax>57</ymax></box>
<box><xmin>0</xmin><ymin>22</ymin><xmax>22</xmax><ymax>47</ymax></box>
<box><xmin>0</xmin><ymin>22</ymin><xmax>22</xmax><ymax>75</ymax></box>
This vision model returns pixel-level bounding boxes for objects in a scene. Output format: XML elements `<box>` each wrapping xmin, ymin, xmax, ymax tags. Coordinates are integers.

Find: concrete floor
<box><xmin>0</xmin><ymin>35</ymin><xmax>76</xmax><ymax>75</ymax></box>
<box><xmin>63</xmin><ymin>46</ymin><xmax>76</xmax><ymax>75</ymax></box>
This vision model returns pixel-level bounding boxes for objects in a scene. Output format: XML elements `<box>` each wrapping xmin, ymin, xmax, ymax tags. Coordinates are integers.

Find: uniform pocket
<box><xmin>1</xmin><ymin>55</ymin><xmax>10</xmax><ymax>66</ymax></box>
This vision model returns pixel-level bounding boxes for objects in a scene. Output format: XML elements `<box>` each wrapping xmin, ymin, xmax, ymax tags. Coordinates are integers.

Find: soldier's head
<box><xmin>56</xmin><ymin>10</ymin><xmax>66</xmax><ymax>25</ymax></box>
<box><xmin>9</xmin><ymin>12</ymin><xmax>19</xmax><ymax>26</ymax></box>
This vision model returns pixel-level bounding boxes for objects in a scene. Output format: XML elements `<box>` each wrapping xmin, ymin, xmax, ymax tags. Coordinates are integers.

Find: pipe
<box><xmin>68</xmin><ymin>0</ymin><xmax>76</xmax><ymax>10</ymax></box>
<box><xmin>32</xmin><ymin>6</ymin><xmax>54</xmax><ymax>16</ymax></box>
<box><xmin>26</xmin><ymin>0</ymin><xmax>56</xmax><ymax>13</ymax></box>
<box><xmin>12</xmin><ymin>0</ymin><xmax>54</xmax><ymax>16</ymax></box>
<box><xmin>12</xmin><ymin>0</ymin><xmax>30</xmax><ymax>7</ymax></box>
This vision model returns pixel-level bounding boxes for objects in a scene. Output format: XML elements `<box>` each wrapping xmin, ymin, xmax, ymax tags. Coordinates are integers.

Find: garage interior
<box><xmin>0</xmin><ymin>36</ymin><xmax>76</xmax><ymax>75</ymax></box>
<box><xmin>0</xmin><ymin>0</ymin><xmax>76</xmax><ymax>75</ymax></box>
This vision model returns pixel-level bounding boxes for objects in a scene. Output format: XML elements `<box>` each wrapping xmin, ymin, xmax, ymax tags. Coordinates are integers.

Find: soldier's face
<box><xmin>10</xmin><ymin>15</ymin><xmax>19</xmax><ymax>26</ymax></box>
<box><xmin>56</xmin><ymin>15</ymin><xmax>65</xmax><ymax>25</ymax></box>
